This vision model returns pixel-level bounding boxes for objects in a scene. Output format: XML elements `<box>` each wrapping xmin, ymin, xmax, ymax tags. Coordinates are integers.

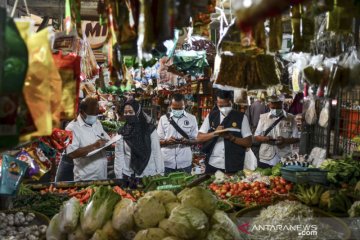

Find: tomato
<box><xmin>260</xmin><ymin>188</ymin><xmax>268</xmax><ymax>195</ymax></box>
<box><xmin>279</xmin><ymin>178</ymin><xmax>287</xmax><ymax>185</ymax></box>
<box><xmin>221</xmin><ymin>189</ymin><xmax>227</xmax><ymax>194</ymax></box>
<box><xmin>254</xmin><ymin>190</ymin><xmax>260</xmax><ymax>196</ymax></box>
<box><xmin>276</xmin><ymin>185</ymin><xmax>282</xmax><ymax>191</ymax></box>
<box><xmin>285</xmin><ymin>184</ymin><xmax>293</xmax><ymax>191</ymax></box>
<box><xmin>280</xmin><ymin>188</ymin><xmax>287</xmax><ymax>194</ymax></box>
<box><xmin>259</xmin><ymin>183</ymin><xmax>266</xmax><ymax>189</ymax></box>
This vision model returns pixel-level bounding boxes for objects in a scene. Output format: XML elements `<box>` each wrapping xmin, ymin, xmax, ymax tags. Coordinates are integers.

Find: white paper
<box><xmin>213</xmin><ymin>128</ymin><xmax>241</xmax><ymax>135</ymax></box>
<box><xmin>87</xmin><ymin>134</ymin><xmax>122</xmax><ymax>157</ymax></box>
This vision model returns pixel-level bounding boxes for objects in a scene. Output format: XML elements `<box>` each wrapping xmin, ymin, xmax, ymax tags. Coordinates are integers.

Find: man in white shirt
<box><xmin>157</xmin><ymin>94</ymin><xmax>198</xmax><ymax>173</ymax></box>
<box><xmin>255</xmin><ymin>96</ymin><xmax>299</xmax><ymax>168</ymax></box>
<box><xmin>66</xmin><ymin>97</ymin><xmax>110</xmax><ymax>181</ymax></box>
<box><xmin>197</xmin><ymin>90</ymin><xmax>252</xmax><ymax>174</ymax></box>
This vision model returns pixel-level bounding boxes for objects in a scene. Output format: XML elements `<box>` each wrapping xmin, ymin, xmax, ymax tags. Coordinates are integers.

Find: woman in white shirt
<box><xmin>114</xmin><ymin>100</ymin><xmax>164</xmax><ymax>182</ymax></box>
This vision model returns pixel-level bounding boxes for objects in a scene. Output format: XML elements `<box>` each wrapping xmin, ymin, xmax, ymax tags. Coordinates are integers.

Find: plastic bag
<box><xmin>343</xmin><ymin>50</ymin><xmax>360</xmax><ymax>86</ymax></box>
<box><xmin>0</xmin><ymin>155</ymin><xmax>28</xmax><ymax>196</ymax></box>
<box><xmin>0</xmin><ymin>8</ymin><xmax>29</xmax><ymax>148</ymax></box>
<box><xmin>244</xmin><ymin>148</ymin><xmax>258</xmax><ymax>171</ymax></box>
<box><xmin>16</xmin><ymin>149</ymin><xmax>40</xmax><ymax>179</ymax></box>
<box><xmin>305</xmin><ymin>99</ymin><xmax>317</xmax><ymax>125</ymax></box>
<box><xmin>319</xmin><ymin>101</ymin><xmax>330</xmax><ymax>128</ymax></box>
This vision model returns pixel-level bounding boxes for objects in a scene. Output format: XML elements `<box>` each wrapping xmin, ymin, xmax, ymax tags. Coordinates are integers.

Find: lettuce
<box><xmin>80</xmin><ymin>186</ymin><xmax>121</xmax><ymax>235</ymax></box>
<box><xmin>112</xmin><ymin>198</ymin><xmax>135</xmax><ymax>233</ymax></box>
<box><xmin>60</xmin><ymin>197</ymin><xmax>81</xmax><ymax>233</ymax></box>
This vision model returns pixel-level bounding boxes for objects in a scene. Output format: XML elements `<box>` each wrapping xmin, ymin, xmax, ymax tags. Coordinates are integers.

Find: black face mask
<box><xmin>125</xmin><ymin>115</ymin><xmax>138</xmax><ymax>123</ymax></box>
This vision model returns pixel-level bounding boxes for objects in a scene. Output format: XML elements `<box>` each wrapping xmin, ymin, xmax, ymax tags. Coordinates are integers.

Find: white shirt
<box><xmin>114</xmin><ymin>131</ymin><xmax>164</xmax><ymax>178</ymax></box>
<box><xmin>66</xmin><ymin>115</ymin><xmax>110</xmax><ymax>181</ymax></box>
<box><xmin>199</xmin><ymin>112</ymin><xmax>252</xmax><ymax>169</ymax></box>
<box><xmin>157</xmin><ymin>112</ymin><xmax>198</xmax><ymax>169</ymax></box>
<box><xmin>254</xmin><ymin>111</ymin><xmax>299</xmax><ymax>166</ymax></box>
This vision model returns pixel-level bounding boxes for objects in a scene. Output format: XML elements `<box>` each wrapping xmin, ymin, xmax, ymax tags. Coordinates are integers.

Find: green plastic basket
<box><xmin>281</xmin><ymin>166</ymin><xmax>328</xmax><ymax>185</ymax></box>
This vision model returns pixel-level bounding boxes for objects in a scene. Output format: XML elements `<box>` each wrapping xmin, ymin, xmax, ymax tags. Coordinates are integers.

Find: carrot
<box><xmin>68</xmin><ymin>189</ymin><xmax>87</xmax><ymax>197</ymax></box>
<box><xmin>49</xmin><ymin>184</ymin><xmax>54</xmax><ymax>192</ymax></box>
<box><xmin>113</xmin><ymin>186</ymin><xmax>127</xmax><ymax>196</ymax></box>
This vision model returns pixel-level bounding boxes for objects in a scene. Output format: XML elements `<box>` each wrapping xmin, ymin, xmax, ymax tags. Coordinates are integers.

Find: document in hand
<box><xmin>87</xmin><ymin>134</ymin><xmax>121</xmax><ymax>156</ymax></box>
<box><xmin>213</xmin><ymin>128</ymin><xmax>241</xmax><ymax>135</ymax></box>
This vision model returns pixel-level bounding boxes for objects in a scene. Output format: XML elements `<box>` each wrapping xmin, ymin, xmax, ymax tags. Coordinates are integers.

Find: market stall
<box><xmin>1</xmin><ymin>0</ymin><xmax>360</xmax><ymax>239</ymax></box>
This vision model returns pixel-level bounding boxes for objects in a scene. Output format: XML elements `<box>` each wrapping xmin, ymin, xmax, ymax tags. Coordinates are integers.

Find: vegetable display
<box><xmin>243</xmin><ymin>200</ymin><xmax>344</xmax><ymax>239</ymax></box>
<box><xmin>319</xmin><ymin>190</ymin><xmax>352</xmax><ymax>213</ymax></box>
<box><xmin>295</xmin><ymin>184</ymin><xmax>325</xmax><ymax>206</ymax></box>
<box><xmin>320</xmin><ymin>157</ymin><xmax>360</xmax><ymax>185</ymax></box>
<box><xmin>209</xmin><ymin>176</ymin><xmax>293</xmax><ymax>207</ymax></box>
<box><xmin>0</xmin><ymin>212</ymin><xmax>47</xmax><ymax>240</ymax></box>
<box><xmin>47</xmin><ymin>186</ymin><xmax>239</xmax><ymax>240</ymax></box>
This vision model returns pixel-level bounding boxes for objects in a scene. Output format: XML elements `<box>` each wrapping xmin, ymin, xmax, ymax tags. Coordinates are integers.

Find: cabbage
<box><xmin>165</xmin><ymin>202</ymin><xmax>180</xmax><ymax>217</ymax></box>
<box><xmin>144</xmin><ymin>190</ymin><xmax>177</xmax><ymax>204</ymax></box>
<box><xmin>68</xmin><ymin>225</ymin><xmax>90</xmax><ymax>240</ymax></box>
<box><xmin>46</xmin><ymin>213</ymin><xmax>67</xmax><ymax>240</ymax></box>
<box><xmin>134</xmin><ymin>196</ymin><xmax>166</xmax><ymax>229</ymax></box>
<box><xmin>179</xmin><ymin>187</ymin><xmax>217</xmax><ymax>216</ymax></box>
<box><xmin>134</xmin><ymin>228</ymin><xmax>168</xmax><ymax>240</ymax></box>
<box><xmin>102</xmin><ymin>220</ymin><xmax>121</xmax><ymax>240</ymax></box>
<box><xmin>60</xmin><ymin>197</ymin><xmax>81</xmax><ymax>233</ymax></box>
<box><xmin>210</xmin><ymin>211</ymin><xmax>240</xmax><ymax>240</ymax></box>
<box><xmin>159</xmin><ymin>205</ymin><xmax>209</xmax><ymax>239</ymax></box>
<box><xmin>90</xmin><ymin>229</ymin><xmax>108</xmax><ymax>240</ymax></box>
<box><xmin>112</xmin><ymin>198</ymin><xmax>135</xmax><ymax>232</ymax></box>
<box><xmin>80</xmin><ymin>186</ymin><xmax>121</xmax><ymax>235</ymax></box>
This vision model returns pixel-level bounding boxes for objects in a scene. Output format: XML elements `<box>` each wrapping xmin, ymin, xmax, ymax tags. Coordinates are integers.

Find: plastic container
<box><xmin>281</xmin><ymin>165</ymin><xmax>328</xmax><ymax>184</ymax></box>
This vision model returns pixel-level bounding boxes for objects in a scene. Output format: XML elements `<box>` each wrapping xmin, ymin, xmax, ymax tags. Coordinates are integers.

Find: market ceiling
<box><xmin>6</xmin><ymin>0</ymin><xmax>100</xmax><ymax>21</ymax></box>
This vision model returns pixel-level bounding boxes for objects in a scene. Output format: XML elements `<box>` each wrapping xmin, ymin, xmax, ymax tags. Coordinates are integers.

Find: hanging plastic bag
<box><xmin>269</xmin><ymin>16</ymin><xmax>283</xmax><ymax>52</ymax></box>
<box><xmin>21</xmin><ymin>28</ymin><xmax>60</xmax><ymax>141</ymax></box>
<box><xmin>244</xmin><ymin>148</ymin><xmax>258</xmax><ymax>171</ymax></box>
<box><xmin>0</xmin><ymin>8</ymin><xmax>28</xmax><ymax>148</ymax></box>
<box><xmin>0</xmin><ymin>155</ymin><xmax>28</xmax><ymax>196</ymax></box>
<box><xmin>305</xmin><ymin>99</ymin><xmax>317</xmax><ymax>125</ymax></box>
<box><xmin>343</xmin><ymin>49</ymin><xmax>360</xmax><ymax>86</ymax></box>
<box><xmin>53</xmin><ymin>51</ymin><xmax>81</xmax><ymax>120</ymax></box>
<box><xmin>319</xmin><ymin>101</ymin><xmax>330</xmax><ymax>128</ymax></box>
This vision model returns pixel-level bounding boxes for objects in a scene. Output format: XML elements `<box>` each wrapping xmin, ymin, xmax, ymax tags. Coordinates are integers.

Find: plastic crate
<box><xmin>281</xmin><ymin>166</ymin><xmax>328</xmax><ymax>184</ymax></box>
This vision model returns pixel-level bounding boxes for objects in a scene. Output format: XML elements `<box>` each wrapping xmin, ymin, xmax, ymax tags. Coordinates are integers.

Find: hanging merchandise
<box><xmin>77</xmin><ymin>36</ymin><xmax>99</xmax><ymax>81</ymax></box>
<box><xmin>319</xmin><ymin>101</ymin><xmax>330</xmax><ymax>128</ymax></box>
<box><xmin>343</xmin><ymin>49</ymin><xmax>360</xmax><ymax>87</ymax></box>
<box><xmin>233</xmin><ymin>0</ymin><xmax>308</xmax><ymax>30</ymax></box>
<box><xmin>305</xmin><ymin>98</ymin><xmax>317</xmax><ymax>125</ymax></box>
<box><xmin>171</xmin><ymin>50</ymin><xmax>209</xmax><ymax>77</ymax></box>
<box><xmin>326</xmin><ymin>0</ymin><xmax>354</xmax><ymax>33</ymax></box>
<box><xmin>303</xmin><ymin>55</ymin><xmax>325</xmax><ymax>85</ymax></box>
<box><xmin>269</xmin><ymin>16</ymin><xmax>283</xmax><ymax>52</ymax></box>
<box><xmin>253</xmin><ymin>20</ymin><xmax>266</xmax><ymax>51</ymax></box>
<box><xmin>21</xmin><ymin>28</ymin><xmax>62</xmax><ymax>141</ymax></box>
<box><xmin>53</xmin><ymin>50</ymin><xmax>81</xmax><ymax>120</ymax></box>
<box><xmin>0</xmin><ymin>155</ymin><xmax>28</xmax><ymax>196</ymax></box>
<box><xmin>184</xmin><ymin>35</ymin><xmax>216</xmax><ymax>66</ymax></box>
<box><xmin>0</xmin><ymin>8</ymin><xmax>29</xmax><ymax>148</ymax></box>
<box><xmin>157</xmin><ymin>57</ymin><xmax>180</xmax><ymax>90</ymax></box>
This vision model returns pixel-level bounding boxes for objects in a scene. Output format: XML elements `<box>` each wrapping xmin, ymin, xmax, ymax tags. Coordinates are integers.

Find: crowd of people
<box><xmin>57</xmin><ymin>90</ymin><xmax>300</xmax><ymax>182</ymax></box>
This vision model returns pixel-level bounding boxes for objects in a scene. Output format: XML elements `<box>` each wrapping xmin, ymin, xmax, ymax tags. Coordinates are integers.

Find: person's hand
<box><xmin>221</xmin><ymin>132</ymin><xmax>233</xmax><ymax>140</ymax></box>
<box><xmin>93</xmin><ymin>139</ymin><xmax>108</xmax><ymax>149</ymax></box>
<box><xmin>276</xmin><ymin>136</ymin><xmax>287</xmax><ymax>148</ymax></box>
<box><xmin>265</xmin><ymin>136</ymin><xmax>274</xmax><ymax>143</ymax></box>
<box><xmin>215</xmin><ymin>125</ymin><xmax>224</xmax><ymax>131</ymax></box>
<box><xmin>166</xmin><ymin>136</ymin><xmax>178</xmax><ymax>145</ymax></box>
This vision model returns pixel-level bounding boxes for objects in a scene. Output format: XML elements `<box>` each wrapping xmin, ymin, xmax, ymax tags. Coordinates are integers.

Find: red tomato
<box><xmin>260</xmin><ymin>188</ymin><xmax>268</xmax><ymax>195</ymax></box>
<box><xmin>280</xmin><ymin>188</ymin><xmax>287</xmax><ymax>194</ymax></box>
<box><xmin>259</xmin><ymin>183</ymin><xmax>266</xmax><ymax>189</ymax></box>
<box><xmin>285</xmin><ymin>184</ymin><xmax>293</xmax><ymax>191</ymax></box>
<box><xmin>280</xmin><ymin>178</ymin><xmax>287</xmax><ymax>185</ymax></box>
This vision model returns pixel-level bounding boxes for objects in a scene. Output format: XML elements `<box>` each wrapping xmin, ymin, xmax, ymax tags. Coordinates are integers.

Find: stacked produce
<box><xmin>320</xmin><ymin>157</ymin><xmax>360</xmax><ymax>186</ymax></box>
<box><xmin>241</xmin><ymin>200</ymin><xmax>345</xmax><ymax>239</ymax></box>
<box><xmin>46</xmin><ymin>186</ymin><xmax>240</xmax><ymax>240</ymax></box>
<box><xmin>0</xmin><ymin>212</ymin><xmax>47</xmax><ymax>240</ymax></box>
<box><xmin>209</xmin><ymin>175</ymin><xmax>293</xmax><ymax>207</ymax></box>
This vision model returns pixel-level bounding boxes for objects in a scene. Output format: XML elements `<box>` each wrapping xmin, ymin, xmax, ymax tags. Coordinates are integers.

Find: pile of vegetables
<box><xmin>0</xmin><ymin>212</ymin><xmax>47</xmax><ymax>240</ymax></box>
<box><xmin>319</xmin><ymin>190</ymin><xmax>352</xmax><ymax>214</ymax></box>
<box><xmin>244</xmin><ymin>200</ymin><xmax>344</xmax><ymax>239</ymax></box>
<box><xmin>320</xmin><ymin>157</ymin><xmax>360</xmax><ymax>185</ymax></box>
<box><xmin>12</xmin><ymin>193</ymin><xmax>69</xmax><ymax>218</ymax></box>
<box><xmin>255</xmin><ymin>163</ymin><xmax>282</xmax><ymax>177</ymax></box>
<box><xmin>209</xmin><ymin>176</ymin><xmax>293</xmax><ymax>207</ymax></box>
<box><xmin>295</xmin><ymin>184</ymin><xmax>325</xmax><ymax>206</ymax></box>
<box><xmin>100</xmin><ymin>120</ymin><xmax>123</xmax><ymax>133</ymax></box>
<box><xmin>47</xmin><ymin>186</ymin><xmax>240</xmax><ymax>240</ymax></box>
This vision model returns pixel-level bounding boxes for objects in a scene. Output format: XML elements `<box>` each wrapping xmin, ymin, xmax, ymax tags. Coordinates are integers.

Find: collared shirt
<box><xmin>66</xmin><ymin>115</ymin><xmax>110</xmax><ymax>181</ymax></box>
<box><xmin>254</xmin><ymin>110</ymin><xmax>299</xmax><ymax>166</ymax></box>
<box><xmin>199</xmin><ymin>112</ymin><xmax>252</xmax><ymax>169</ymax></box>
<box><xmin>114</xmin><ymin>131</ymin><xmax>164</xmax><ymax>178</ymax></box>
<box><xmin>157</xmin><ymin>111</ymin><xmax>198</xmax><ymax>169</ymax></box>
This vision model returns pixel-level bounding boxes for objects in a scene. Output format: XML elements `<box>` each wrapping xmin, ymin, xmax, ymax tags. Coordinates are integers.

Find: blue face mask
<box><xmin>84</xmin><ymin>114</ymin><xmax>97</xmax><ymax>125</ymax></box>
<box><xmin>172</xmin><ymin>109</ymin><xmax>184</xmax><ymax>118</ymax></box>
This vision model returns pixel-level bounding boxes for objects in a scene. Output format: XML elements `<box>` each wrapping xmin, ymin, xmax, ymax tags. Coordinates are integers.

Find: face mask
<box><xmin>125</xmin><ymin>115</ymin><xmax>138</xmax><ymax>123</ymax></box>
<box><xmin>172</xmin><ymin>109</ymin><xmax>184</xmax><ymax>118</ymax></box>
<box><xmin>270</xmin><ymin>109</ymin><xmax>283</xmax><ymax>117</ymax></box>
<box><xmin>84</xmin><ymin>114</ymin><xmax>97</xmax><ymax>125</ymax></box>
<box><xmin>219</xmin><ymin>106</ymin><xmax>232</xmax><ymax>116</ymax></box>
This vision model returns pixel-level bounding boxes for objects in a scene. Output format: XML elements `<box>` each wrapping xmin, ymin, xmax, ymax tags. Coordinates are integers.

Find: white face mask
<box><xmin>172</xmin><ymin>109</ymin><xmax>185</xmax><ymax>118</ymax></box>
<box><xmin>84</xmin><ymin>114</ymin><xmax>97</xmax><ymax>125</ymax></box>
<box><xmin>219</xmin><ymin>106</ymin><xmax>232</xmax><ymax>116</ymax></box>
<box><xmin>270</xmin><ymin>109</ymin><xmax>283</xmax><ymax>117</ymax></box>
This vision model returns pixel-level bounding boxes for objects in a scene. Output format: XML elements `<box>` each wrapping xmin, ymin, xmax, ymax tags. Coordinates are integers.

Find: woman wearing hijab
<box><xmin>114</xmin><ymin>99</ymin><xmax>164</xmax><ymax>181</ymax></box>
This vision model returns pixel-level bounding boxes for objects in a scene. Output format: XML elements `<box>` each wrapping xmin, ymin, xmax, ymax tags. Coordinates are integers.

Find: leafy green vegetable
<box><xmin>348</xmin><ymin>201</ymin><xmax>360</xmax><ymax>217</ymax></box>
<box><xmin>178</xmin><ymin>186</ymin><xmax>217</xmax><ymax>216</ymax></box>
<box><xmin>60</xmin><ymin>197</ymin><xmax>81</xmax><ymax>233</ymax></box>
<box><xmin>134</xmin><ymin>196</ymin><xmax>166</xmax><ymax>229</ymax></box>
<box><xmin>80</xmin><ymin>186</ymin><xmax>121</xmax><ymax>235</ymax></box>
<box><xmin>46</xmin><ymin>213</ymin><xmax>66</xmax><ymax>240</ymax></box>
<box><xmin>320</xmin><ymin>158</ymin><xmax>360</xmax><ymax>185</ymax></box>
<box><xmin>271</xmin><ymin>163</ymin><xmax>282</xmax><ymax>176</ymax></box>
<box><xmin>255</xmin><ymin>167</ymin><xmax>272</xmax><ymax>176</ymax></box>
